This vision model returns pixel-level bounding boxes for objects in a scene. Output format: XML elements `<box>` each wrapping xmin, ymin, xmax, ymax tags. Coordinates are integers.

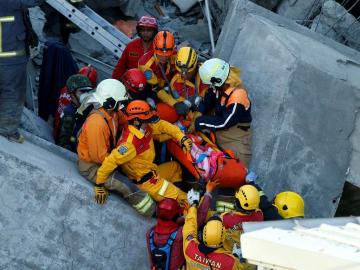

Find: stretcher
<box><xmin>167</xmin><ymin>132</ymin><xmax>247</xmax><ymax>188</ymax></box>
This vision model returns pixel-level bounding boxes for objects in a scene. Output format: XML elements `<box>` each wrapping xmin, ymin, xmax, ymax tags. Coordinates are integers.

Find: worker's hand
<box><xmin>206</xmin><ymin>178</ymin><xmax>221</xmax><ymax>193</ymax></box>
<box><xmin>94</xmin><ymin>184</ymin><xmax>109</xmax><ymax>205</ymax></box>
<box><xmin>188</xmin><ymin>111</ymin><xmax>202</xmax><ymax>133</ymax></box>
<box><xmin>232</xmin><ymin>244</ymin><xmax>244</xmax><ymax>262</ymax></box>
<box><xmin>188</xmin><ymin>96</ymin><xmax>202</xmax><ymax>110</ymax></box>
<box><xmin>187</xmin><ymin>189</ymin><xmax>200</xmax><ymax>206</ymax></box>
<box><xmin>245</xmin><ymin>170</ymin><xmax>257</xmax><ymax>184</ymax></box>
<box><xmin>181</xmin><ymin>136</ymin><xmax>193</xmax><ymax>152</ymax></box>
<box><xmin>174</xmin><ymin>100</ymin><xmax>192</xmax><ymax>116</ymax></box>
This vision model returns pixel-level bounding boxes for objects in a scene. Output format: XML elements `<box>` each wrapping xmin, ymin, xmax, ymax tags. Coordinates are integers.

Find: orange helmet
<box><xmin>153</xmin><ymin>31</ymin><xmax>175</xmax><ymax>57</ymax></box>
<box><xmin>125</xmin><ymin>100</ymin><xmax>159</xmax><ymax>123</ymax></box>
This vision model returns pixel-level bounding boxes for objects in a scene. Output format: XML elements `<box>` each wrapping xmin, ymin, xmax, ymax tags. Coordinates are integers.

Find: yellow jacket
<box><xmin>183</xmin><ymin>207</ymin><xmax>244</xmax><ymax>270</ymax></box>
<box><xmin>96</xmin><ymin>120</ymin><xmax>184</xmax><ymax>184</ymax></box>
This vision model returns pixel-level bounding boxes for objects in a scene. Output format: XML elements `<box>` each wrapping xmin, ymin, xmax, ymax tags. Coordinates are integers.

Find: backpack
<box><xmin>149</xmin><ymin>230</ymin><xmax>178</xmax><ymax>270</ymax></box>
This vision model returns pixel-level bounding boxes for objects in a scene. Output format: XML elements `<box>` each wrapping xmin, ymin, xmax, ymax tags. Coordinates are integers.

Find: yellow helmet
<box><xmin>203</xmin><ymin>219</ymin><xmax>225</xmax><ymax>248</ymax></box>
<box><xmin>235</xmin><ymin>185</ymin><xmax>260</xmax><ymax>211</ymax></box>
<box><xmin>273</xmin><ymin>191</ymin><xmax>305</xmax><ymax>219</ymax></box>
<box><xmin>175</xmin><ymin>47</ymin><xmax>198</xmax><ymax>74</ymax></box>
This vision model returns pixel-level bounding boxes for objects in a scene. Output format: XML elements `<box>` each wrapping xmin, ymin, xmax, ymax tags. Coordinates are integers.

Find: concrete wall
<box><xmin>0</xmin><ymin>134</ymin><xmax>153</xmax><ymax>270</ymax></box>
<box><xmin>216</xmin><ymin>0</ymin><xmax>360</xmax><ymax>217</ymax></box>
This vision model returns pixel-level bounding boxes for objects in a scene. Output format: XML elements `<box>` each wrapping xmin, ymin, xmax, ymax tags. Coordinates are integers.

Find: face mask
<box><xmin>79</xmin><ymin>93</ymin><xmax>89</xmax><ymax>103</ymax></box>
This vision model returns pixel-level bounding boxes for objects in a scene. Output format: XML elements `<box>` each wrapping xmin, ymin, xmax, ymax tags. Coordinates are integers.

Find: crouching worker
<box><xmin>95</xmin><ymin>100</ymin><xmax>193</xmax><ymax>206</ymax></box>
<box><xmin>183</xmin><ymin>193</ymin><xmax>244</xmax><ymax>269</ymax></box>
<box><xmin>194</xmin><ymin>58</ymin><xmax>252</xmax><ymax>167</ymax></box>
<box><xmin>146</xmin><ymin>180</ymin><xmax>219</xmax><ymax>270</ymax></box>
<box><xmin>77</xmin><ymin>79</ymin><xmax>155</xmax><ymax>216</ymax></box>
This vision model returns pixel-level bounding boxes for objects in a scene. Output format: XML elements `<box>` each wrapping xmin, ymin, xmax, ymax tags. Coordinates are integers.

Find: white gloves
<box><xmin>187</xmin><ymin>188</ymin><xmax>200</xmax><ymax>206</ymax></box>
<box><xmin>245</xmin><ymin>170</ymin><xmax>257</xmax><ymax>183</ymax></box>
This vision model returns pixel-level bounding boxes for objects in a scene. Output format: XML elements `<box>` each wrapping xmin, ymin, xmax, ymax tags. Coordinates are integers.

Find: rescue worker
<box><xmin>183</xmin><ymin>192</ymin><xmax>244</xmax><ymax>270</ymax></box>
<box><xmin>121</xmin><ymin>68</ymin><xmax>157</xmax><ymax>107</ymax></box>
<box><xmin>273</xmin><ymin>191</ymin><xmax>305</xmax><ymax>219</ymax></box>
<box><xmin>220</xmin><ymin>185</ymin><xmax>264</xmax><ymax>255</ymax></box>
<box><xmin>146</xmin><ymin>180</ymin><xmax>219</xmax><ymax>270</ymax></box>
<box><xmin>54</xmin><ymin>66</ymin><xmax>98</xmax><ymax>140</ymax></box>
<box><xmin>0</xmin><ymin>0</ymin><xmax>45</xmax><ymax>143</ymax></box>
<box><xmin>244</xmin><ymin>171</ymin><xmax>305</xmax><ymax>220</ymax></box>
<box><xmin>138</xmin><ymin>30</ymin><xmax>177</xmax><ymax>90</ymax></box>
<box><xmin>57</xmin><ymin>74</ymin><xmax>93</xmax><ymax>151</ymax></box>
<box><xmin>77</xmin><ymin>79</ymin><xmax>156</xmax><ymax>217</ymax></box>
<box><xmin>95</xmin><ymin>100</ymin><xmax>193</xmax><ymax>205</ymax></box>
<box><xmin>194</xmin><ymin>58</ymin><xmax>252</xmax><ymax>167</ymax></box>
<box><xmin>79</xmin><ymin>65</ymin><xmax>97</xmax><ymax>88</ymax></box>
<box><xmin>157</xmin><ymin>47</ymin><xmax>208</xmax><ymax>123</ymax></box>
<box><xmin>112</xmin><ymin>16</ymin><xmax>158</xmax><ymax>80</ymax></box>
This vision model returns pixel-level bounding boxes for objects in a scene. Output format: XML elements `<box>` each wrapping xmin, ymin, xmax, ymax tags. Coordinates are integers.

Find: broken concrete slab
<box><xmin>21</xmin><ymin>107</ymin><xmax>54</xmax><ymax>143</ymax></box>
<box><xmin>215</xmin><ymin>0</ymin><xmax>360</xmax><ymax>218</ymax></box>
<box><xmin>0</xmin><ymin>133</ymin><xmax>153</xmax><ymax>270</ymax></box>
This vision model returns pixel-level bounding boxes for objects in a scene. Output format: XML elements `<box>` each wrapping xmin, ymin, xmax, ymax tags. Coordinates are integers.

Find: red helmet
<box><xmin>122</xmin><ymin>68</ymin><xmax>147</xmax><ymax>94</ymax></box>
<box><xmin>136</xmin><ymin>16</ymin><xmax>158</xmax><ymax>31</ymax></box>
<box><xmin>79</xmin><ymin>65</ymin><xmax>97</xmax><ymax>87</ymax></box>
<box><xmin>156</xmin><ymin>199</ymin><xmax>180</xmax><ymax>220</ymax></box>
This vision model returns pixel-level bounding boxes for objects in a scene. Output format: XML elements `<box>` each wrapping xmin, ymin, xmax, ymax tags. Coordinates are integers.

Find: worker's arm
<box><xmin>96</xmin><ymin>142</ymin><xmax>136</xmax><ymax>184</ymax></box>
<box><xmin>197</xmin><ymin>193</ymin><xmax>212</xmax><ymax>228</ymax></box>
<box><xmin>197</xmin><ymin>88</ymin><xmax>216</xmax><ymax>114</ymax></box>
<box><xmin>157</xmin><ymin>89</ymin><xmax>184</xmax><ymax>106</ymax></box>
<box><xmin>195</xmin><ymin>103</ymin><xmax>249</xmax><ymax>131</ymax></box>
<box><xmin>151</xmin><ymin>119</ymin><xmax>185</xmax><ymax>142</ymax></box>
<box><xmin>112</xmin><ymin>46</ymin><xmax>128</xmax><ymax>80</ymax></box>
<box><xmin>183</xmin><ymin>206</ymin><xmax>199</xmax><ymax>248</ymax></box>
<box><xmin>86</xmin><ymin>115</ymin><xmax>112</xmax><ymax>164</ymax></box>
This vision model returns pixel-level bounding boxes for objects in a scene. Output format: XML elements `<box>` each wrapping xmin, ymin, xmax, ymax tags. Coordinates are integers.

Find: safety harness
<box><xmin>149</xmin><ymin>230</ymin><xmax>178</xmax><ymax>270</ymax></box>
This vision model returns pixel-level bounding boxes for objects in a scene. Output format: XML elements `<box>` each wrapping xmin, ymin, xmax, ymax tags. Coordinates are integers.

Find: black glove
<box><xmin>174</xmin><ymin>101</ymin><xmax>191</xmax><ymax>115</ymax></box>
<box><xmin>181</xmin><ymin>136</ymin><xmax>193</xmax><ymax>152</ymax></box>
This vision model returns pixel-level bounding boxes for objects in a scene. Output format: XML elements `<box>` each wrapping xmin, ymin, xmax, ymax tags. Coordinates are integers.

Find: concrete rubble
<box><xmin>311</xmin><ymin>0</ymin><xmax>360</xmax><ymax>51</ymax></box>
<box><xmin>216</xmin><ymin>0</ymin><xmax>360</xmax><ymax>218</ymax></box>
<box><xmin>0</xmin><ymin>134</ymin><xmax>153</xmax><ymax>270</ymax></box>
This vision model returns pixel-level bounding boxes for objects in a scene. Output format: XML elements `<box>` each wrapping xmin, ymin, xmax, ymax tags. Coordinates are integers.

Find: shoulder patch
<box><xmin>118</xmin><ymin>145</ymin><xmax>128</xmax><ymax>155</ymax></box>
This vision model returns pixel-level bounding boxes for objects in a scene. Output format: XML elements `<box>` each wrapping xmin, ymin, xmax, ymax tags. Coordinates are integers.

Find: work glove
<box><xmin>174</xmin><ymin>100</ymin><xmax>192</xmax><ymax>116</ymax></box>
<box><xmin>188</xmin><ymin>96</ymin><xmax>202</xmax><ymax>110</ymax></box>
<box><xmin>232</xmin><ymin>244</ymin><xmax>245</xmax><ymax>262</ymax></box>
<box><xmin>181</xmin><ymin>136</ymin><xmax>193</xmax><ymax>152</ymax></box>
<box><xmin>188</xmin><ymin>111</ymin><xmax>202</xmax><ymax>133</ymax></box>
<box><xmin>94</xmin><ymin>184</ymin><xmax>109</xmax><ymax>205</ymax></box>
<box><xmin>245</xmin><ymin>170</ymin><xmax>258</xmax><ymax>184</ymax></box>
<box><xmin>146</xmin><ymin>97</ymin><xmax>156</xmax><ymax>109</ymax></box>
<box><xmin>187</xmin><ymin>188</ymin><xmax>200</xmax><ymax>206</ymax></box>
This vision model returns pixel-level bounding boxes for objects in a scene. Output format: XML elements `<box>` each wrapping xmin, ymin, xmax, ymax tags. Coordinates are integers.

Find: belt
<box><xmin>136</xmin><ymin>171</ymin><xmax>156</xmax><ymax>185</ymax></box>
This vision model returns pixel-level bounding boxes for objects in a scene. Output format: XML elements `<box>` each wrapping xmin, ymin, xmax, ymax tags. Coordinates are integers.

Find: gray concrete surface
<box><xmin>0</xmin><ymin>133</ymin><xmax>153</xmax><ymax>270</ymax></box>
<box><xmin>216</xmin><ymin>0</ymin><xmax>360</xmax><ymax>218</ymax></box>
<box><xmin>276</xmin><ymin>0</ymin><xmax>321</xmax><ymax>22</ymax></box>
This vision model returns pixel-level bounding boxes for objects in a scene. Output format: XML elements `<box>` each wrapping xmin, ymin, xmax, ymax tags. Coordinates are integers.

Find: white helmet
<box><xmin>199</xmin><ymin>58</ymin><xmax>230</xmax><ymax>87</ymax></box>
<box><xmin>94</xmin><ymin>79</ymin><xmax>128</xmax><ymax>109</ymax></box>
